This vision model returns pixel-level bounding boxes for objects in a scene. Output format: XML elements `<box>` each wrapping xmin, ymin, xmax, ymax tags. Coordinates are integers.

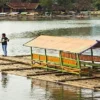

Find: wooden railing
<box><xmin>79</xmin><ymin>55</ymin><xmax>100</xmax><ymax>62</ymax></box>
<box><xmin>32</xmin><ymin>54</ymin><xmax>77</xmax><ymax>66</ymax></box>
<box><xmin>61</xmin><ymin>52</ymin><xmax>76</xmax><ymax>59</ymax></box>
<box><xmin>61</xmin><ymin>52</ymin><xmax>100</xmax><ymax>62</ymax></box>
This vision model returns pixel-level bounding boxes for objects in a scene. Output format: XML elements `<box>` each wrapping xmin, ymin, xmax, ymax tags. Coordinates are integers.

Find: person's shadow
<box><xmin>1</xmin><ymin>72</ymin><xmax>9</xmax><ymax>88</ymax></box>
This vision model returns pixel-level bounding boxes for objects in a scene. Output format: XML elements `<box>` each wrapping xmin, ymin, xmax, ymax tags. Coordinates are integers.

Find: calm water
<box><xmin>0</xmin><ymin>20</ymin><xmax>100</xmax><ymax>56</ymax></box>
<box><xmin>0</xmin><ymin>73</ymin><xmax>100</xmax><ymax>100</ymax></box>
<box><xmin>0</xmin><ymin>20</ymin><xmax>100</xmax><ymax>100</ymax></box>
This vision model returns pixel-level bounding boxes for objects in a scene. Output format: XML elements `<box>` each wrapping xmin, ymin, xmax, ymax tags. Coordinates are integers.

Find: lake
<box><xmin>0</xmin><ymin>20</ymin><xmax>100</xmax><ymax>56</ymax></box>
<box><xmin>0</xmin><ymin>20</ymin><xmax>100</xmax><ymax>100</ymax></box>
<box><xmin>0</xmin><ymin>73</ymin><xmax>100</xmax><ymax>100</ymax></box>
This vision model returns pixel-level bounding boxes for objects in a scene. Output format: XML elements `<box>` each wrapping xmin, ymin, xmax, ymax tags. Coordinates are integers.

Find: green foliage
<box><xmin>75</xmin><ymin>0</ymin><xmax>92</xmax><ymax>11</ymax></box>
<box><xmin>93</xmin><ymin>0</ymin><xmax>100</xmax><ymax>9</ymax></box>
<box><xmin>39</xmin><ymin>0</ymin><xmax>53</xmax><ymax>11</ymax></box>
<box><xmin>57</xmin><ymin>0</ymin><xmax>72</xmax><ymax>10</ymax></box>
<box><xmin>0</xmin><ymin>0</ymin><xmax>9</xmax><ymax>6</ymax></box>
<box><xmin>0</xmin><ymin>0</ymin><xmax>100</xmax><ymax>12</ymax></box>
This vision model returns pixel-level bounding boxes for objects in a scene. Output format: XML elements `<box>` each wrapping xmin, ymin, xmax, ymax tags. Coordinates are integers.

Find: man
<box><xmin>1</xmin><ymin>33</ymin><xmax>9</xmax><ymax>56</ymax></box>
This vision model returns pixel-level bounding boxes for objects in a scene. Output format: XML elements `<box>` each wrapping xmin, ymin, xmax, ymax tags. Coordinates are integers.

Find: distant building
<box><xmin>90</xmin><ymin>11</ymin><xmax>100</xmax><ymax>17</ymax></box>
<box><xmin>7</xmin><ymin>3</ymin><xmax>42</xmax><ymax>12</ymax></box>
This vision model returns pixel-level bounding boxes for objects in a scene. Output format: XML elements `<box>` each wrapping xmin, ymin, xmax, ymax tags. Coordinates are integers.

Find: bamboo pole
<box><xmin>76</xmin><ymin>54</ymin><xmax>80</xmax><ymax>69</ymax></box>
<box><xmin>91</xmin><ymin>48</ymin><xmax>94</xmax><ymax>64</ymax></box>
<box><xmin>76</xmin><ymin>54</ymin><xmax>81</xmax><ymax>76</ymax></box>
<box><xmin>45</xmin><ymin>49</ymin><xmax>48</xmax><ymax>70</ymax></box>
<box><xmin>59</xmin><ymin>51</ymin><xmax>63</xmax><ymax>72</ymax></box>
<box><xmin>31</xmin><ymin>47</ymin><xmax>33</xmax><ymax>66</ymax></box>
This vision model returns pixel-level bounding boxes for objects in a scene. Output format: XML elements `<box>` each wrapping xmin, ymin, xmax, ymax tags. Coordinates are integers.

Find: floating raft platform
<box><xmin>0</xmin><ymin>55</ymin><xmax>100</xmax><ymax>90</ymax></box>
<box><xmin>0</xmin><ymin>35</ymin><xmax>100</xmax><ymax>90</ymax></box>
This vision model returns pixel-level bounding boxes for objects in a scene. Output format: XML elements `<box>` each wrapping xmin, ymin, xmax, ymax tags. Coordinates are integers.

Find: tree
<box><xmin>76</xmin><ymin>0</ymin><xmax>92</xmax><ymax>11</ymax></box>
<box><xmin>57</xmin><ymin>0</ymin><xmax>73</xmax><ymax>10</ymax></box>
<box><xmin>39</xmin><ymin>0</ymin><xmax>53</xmax><ymax>11</ymax></box>
<box><xmin>0</xmin><ymin>0</ymin><xmax>10</xmax><ymax>12</ymax></box>
<box><xmin>93</xmin><ymin>0</ymin><xmax>100</xmax><ymax>10</ymax></box>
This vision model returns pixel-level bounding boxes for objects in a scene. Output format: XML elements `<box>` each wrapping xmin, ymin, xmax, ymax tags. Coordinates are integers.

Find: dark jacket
<box><xmin>1</xmin><ymin>37</ymin><xmax>9</xmax><ymax>45</ymax></box>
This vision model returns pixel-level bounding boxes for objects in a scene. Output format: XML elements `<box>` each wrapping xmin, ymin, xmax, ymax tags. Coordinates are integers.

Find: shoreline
<box><xmin>0</xmin><ymin>15</ymin><xmax>92</xmax><ymax>21</ymax></box>
<box><xmin>0</xmin><ymin>15</ymin><xmax>72</xmax><ymax>21</ymax></box>
<box><xmin>0</xmin><ymin>55</ymin><xmax>100</xmax><ymax>91</ymax></box>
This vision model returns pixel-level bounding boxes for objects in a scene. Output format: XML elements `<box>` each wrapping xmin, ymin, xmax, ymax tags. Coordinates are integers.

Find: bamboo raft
<box><xmin>0</xmin><ymin>55</ymin><xmax>100</xmax><ymax>90</ymax></box>
<box><xmin>0</xmin><ymin>35</ymin><xmax>100</xmax><ymax>90</ymax></box>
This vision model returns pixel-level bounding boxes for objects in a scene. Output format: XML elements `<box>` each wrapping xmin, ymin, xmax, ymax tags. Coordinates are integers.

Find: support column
<box><xmin>76</xmin><ymin>54</ymin><xmax>80</xmax><ymax>69</ymax></box>
<box><xmin>44</xmin><ymin>49</ymin><xmax>48</xmax><ymax>70</ymax></box>
<box><xmin>91</xmin><ymin>48</ymin><xmax>94</xmax><ymax>64</ymax></box>
<box><xmin>76</xmin><ymin>54</ymin><xmax>81</xmax><ymax>76</ymax></box>
<box><xmin>90</xmin><ymin>48</ymin><xmax>94</xmax><ymax>76</ymax></box>
<box><xmin>31</xmin><ymin>47</ymin><xmax>33</xmax><ymax>66</ymax></box>
<box><xmin>59</xmin><ymin>51</ymin><xmax>63</xmax><ymax>72</ymax></box>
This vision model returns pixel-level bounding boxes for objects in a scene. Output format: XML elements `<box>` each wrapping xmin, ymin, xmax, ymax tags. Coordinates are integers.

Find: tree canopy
<box><xmin>0</xmin><ymin>0</ymin><xmax>100</xmax><ymax>12</ymax></box>
<box><xmin>39</xmin><ymin>0</ymin><xmax>53</xmax><ymax>11</ymax></box>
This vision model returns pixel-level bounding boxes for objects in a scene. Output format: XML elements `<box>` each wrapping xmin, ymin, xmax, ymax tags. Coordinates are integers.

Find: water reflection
<box><xmin>0</xmin><ymin>74</ymin><xmax>100</xmax><ymax>100</ymax></box>
<box><xmin>1</xmin><ymin>72</ymin><xmax>8</xmax><ymax>88</ymax></box>
<box><xmin>31</xmin><ymin>79</ymin><xmax>100</xmax><ymax>100</ymax></box>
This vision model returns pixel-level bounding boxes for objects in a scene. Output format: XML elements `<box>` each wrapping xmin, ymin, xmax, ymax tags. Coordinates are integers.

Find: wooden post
<box><xmin>76</xmin><ymin>54</ymin><xmax>81</xmax><ymax>76</ymax></box>
<box><xmin>44</xmin><ymin>49</ymin><xmax>48</xmax><ymax>70</ymax></box>
<box><xmin>59</xmin><ymin>51</ymin><xmax>63</xmax><ymax>72</ymax></box>
<box><xmin>90</xmin><ymin>48</ymin><xmax>94</xmax><ymax>76</ymax></box>
<box><xmin>76</xmin><ymin>54</ymin><xmax>80</xmax><ymax>69</ymax></box>
<box><xmin>31</xmin><ymin>47</ymin><xmax>33</xmax><ymax>66</ymax></box>
<box><xmin>91</xmin><ymin>48</ymin><xmax>94</xmax><ymax>64</ymax></box>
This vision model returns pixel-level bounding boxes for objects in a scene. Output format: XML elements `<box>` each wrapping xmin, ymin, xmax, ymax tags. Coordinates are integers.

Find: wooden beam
<box><xmin>57</xmin><ymin>76</ymin><xmax>100</xmax><ymax>82</ymax></box>
<box><xmin>27</xmin><ymin>71</ymin><xmax>59</xmax><ymax>76</ymax></box>
<box><xmin>1</xmin><ymin>67</ymin><xmax>37</xmax><ymax>71</ymax></box>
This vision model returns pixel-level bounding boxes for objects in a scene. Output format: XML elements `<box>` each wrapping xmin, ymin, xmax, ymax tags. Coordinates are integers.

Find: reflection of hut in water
<box><xmin>31</xmin><ymin>79</ymin><xmax>79</xmax><ymax>100</ymax></box>
<box><xmin>31</xmin><ymin>79</ymin><xmax>97</xmax><ymax>100</ymax></box>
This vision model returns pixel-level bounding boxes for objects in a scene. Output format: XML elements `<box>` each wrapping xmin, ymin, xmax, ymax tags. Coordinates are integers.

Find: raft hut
<box><xmin>24</xmin><ymin>35</ymin><xmax>100</xmax><ymax>76</ymax></box>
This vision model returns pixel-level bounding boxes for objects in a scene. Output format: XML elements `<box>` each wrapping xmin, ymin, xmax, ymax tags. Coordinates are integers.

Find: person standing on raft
<box><xmin>1</xmin><ymin>33</ymin><xmax>9</xmax><ymax>56</ymax></box>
